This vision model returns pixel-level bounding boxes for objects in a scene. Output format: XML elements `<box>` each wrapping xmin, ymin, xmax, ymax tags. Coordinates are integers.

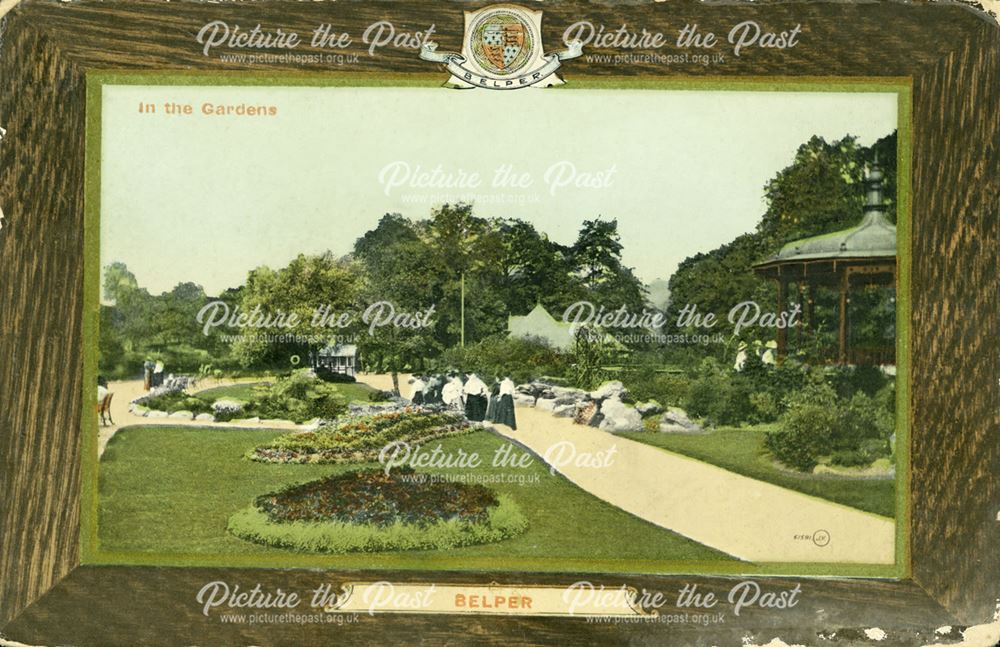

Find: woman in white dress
<box><xmin>462</xmin><ymin>373</ymin><xmax>488</xmax><ymax>422</ymax></box>
<box><xmin>441</xmin><ymin>374</ymin><xmax>465</xmax><ymax>413</ymax></box>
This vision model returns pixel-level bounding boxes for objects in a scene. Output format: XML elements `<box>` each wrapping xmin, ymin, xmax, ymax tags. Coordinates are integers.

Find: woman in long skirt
<box><xmin>495</xmin><ymin>377</ymin><xmax>517</xmax><ymax>430</ymax></box>
<box><xmin>463</xmin><ymin>373</ymin><xmax>488</xmax><ymax>422</ymax></box>
<box><xmin>485</xmin><ymin>378</ymin><xmax>500</xmax><ymax>422</ymax></box>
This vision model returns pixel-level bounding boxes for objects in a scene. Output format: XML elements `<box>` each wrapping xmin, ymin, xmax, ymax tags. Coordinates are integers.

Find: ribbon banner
<box><xmin>420</xmin><ymin>40</ymin><xmax>583</xmax><ymax>90</ymax></box>
<box><xmin>325</xmin><ymin>581</ymin><xmax>653</xmax><ymax>618</ymax></box>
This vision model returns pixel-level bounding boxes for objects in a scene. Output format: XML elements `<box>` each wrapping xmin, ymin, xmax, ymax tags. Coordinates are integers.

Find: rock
<box><xmin>147</xmin><ymin>410</ymin><xmax>168</xmax><ymax>418</ymax></box>
<box><xmin>589</xmin><ymin>380</ymin><xmax>627</xmax><ymax>401</ymax></box>
<box><xmin>194</xmin><ymin>413</ymin><xmax>215</xmax><ymax>422</ymax></box>
<box><xmin>300</xmin><ymin>417</ymin><xmax>322</xmax><ymax>431</ymax></box>
<box><xmin>551</xmin><ymin>386</ymin><xmax>588</xmax><ymax>401</ymax></box>
<box><xmin>598</xmin><ymin>397</ymin><xmax>643</xmax><ymax>433</ymax></box>
<box><xmin>535</xmin><ymin>397</ymin><xmax>559</xmax><ymax>412</ymax></box>
<box><xmin>635</xmin><ymin>400</ymin><xmax>664</xmax><ymax>417</ymax></box>
<box><xmin>231</xmin><ymin>417</ymin><xmax>261</xmax><ymax>425</ymax></box>
<box><xmin>168</xmin><ymin>410</ymin><xmax>194</xmax><ymax>420</ymax></box>
<box><xmin>513</xmin><ymin>393</ymin><xmax>536</xmax><ymax>407</ymax></box>
<box><xmin>552</xmin><ymin>403</ymin><xmax>576</xmax><ymax>418</ymax></box>
<box><xmin>132</xmin><ymin>404</ymin><xmax>150</xmax><ymax>416</ymax></box>
<box><xmin>164</xmin><ymin>375</ymin><xmax>195</xmax><ymax>391</ymax></box>
<box><xmin>212</xmin><ymin>399</ymin><xmax>244</xmax><ymax>415</ymax></box>
<box><xmin>658</xmin><ymin>407</ymin><xmax>702</xmax><ymax>433</ymax></box>
<box><xmin>574</xmin><ymin>401</ymin><xmax>598</xmax><ymax>425</ymax></box>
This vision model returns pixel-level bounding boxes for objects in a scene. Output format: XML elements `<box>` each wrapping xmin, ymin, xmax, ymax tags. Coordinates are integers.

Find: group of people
<box><xmin>408</xmin><ymin>372</ymin><xmax>517</xmax><ymax>430</ymax></box>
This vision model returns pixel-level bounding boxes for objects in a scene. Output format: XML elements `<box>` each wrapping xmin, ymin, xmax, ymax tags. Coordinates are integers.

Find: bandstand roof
<box><xmin>753</xmin><ymin>160</ymin><xmax>897</xmax><ymax>272</ymax></box>
<box><xmin>753</xmin><ymin>211</ymin><xmax>897</xmax><ymax>269</ymax></box>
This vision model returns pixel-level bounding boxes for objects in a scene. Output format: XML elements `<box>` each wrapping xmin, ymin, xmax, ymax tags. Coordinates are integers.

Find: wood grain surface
<box><xmin>908</xmin><ymin>18</ymin><xmax>1000</xmax><ymax>623</ymax></box>
<box><xmin>0</xmin><ymin>0</ymin><xmax>996</xmax><ymax>643</ymax></box>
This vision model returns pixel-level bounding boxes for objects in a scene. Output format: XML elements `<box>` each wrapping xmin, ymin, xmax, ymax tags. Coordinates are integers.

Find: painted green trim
<box><xmin>81</xmin><ymin>72</ymin><xmax>911</xmax><ymax>581</ymax></box>
<box><xmin>81</xmin><ymin>77</ymin><xmax>104</xmax><ymax>564</ymax></box>
<box><xmin>895</xmin><ymin>83</ymin><xmax>914</xmax><ymax>580</ymax></box>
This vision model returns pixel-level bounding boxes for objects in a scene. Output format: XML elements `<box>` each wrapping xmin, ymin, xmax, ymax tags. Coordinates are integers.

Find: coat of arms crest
<box><xmin>420</xmin><ymin>4</ymin><xmax>582</xmax><ymax>90</ymax></box>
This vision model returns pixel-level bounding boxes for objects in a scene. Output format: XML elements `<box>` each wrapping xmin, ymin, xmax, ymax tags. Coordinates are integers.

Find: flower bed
<box><xmin>248</xmin><ymin>410</ymin><xmax>473</xmax><ymax>464</ymax></box>
<box><xmin>228</xmin><ymin>468</ymin><xmax>527</xmax><ymax>553</ymax></box>
<box><xmin>131</xmin><ymin>372</ymin><xmax>351</xmax><ymax>425</ymax></box>
<box><xmin>139</xmin><ymin>390</ymin><xmax>214</xmax><ymax>416</ymax></box>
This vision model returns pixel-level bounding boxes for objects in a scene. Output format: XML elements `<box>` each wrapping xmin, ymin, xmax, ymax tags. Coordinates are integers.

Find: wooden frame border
<box><xmin>0</xmin><ymin>1</ymin><xmax>996</xmax><ymax>643</ymax></box>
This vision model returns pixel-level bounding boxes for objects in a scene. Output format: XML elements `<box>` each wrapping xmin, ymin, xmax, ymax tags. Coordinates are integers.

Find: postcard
<box><xmin>88</xmin><ymin>77</ymin><xmax>907</xmax><ymax>580</ymax></box>
<box><xmin>3</xmin><ymin>1</ymin><xmax>995</xmax><ymax>642</ymax></box>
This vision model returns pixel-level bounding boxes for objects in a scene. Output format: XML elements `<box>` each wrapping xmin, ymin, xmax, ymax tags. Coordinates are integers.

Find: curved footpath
<box><xmin>97</xmin><ymin>377</ymin><xmax>300</xmax><ymax>456</ymax></box>
<box><xmin>490</xmin><ymin>406</ymin><xmax>896</xmax><ymax>564</ymax></box>
<box><xmin>97</xmin><ymin>373</ymin><xmax>411</xmax><ymax>456</ymax></box>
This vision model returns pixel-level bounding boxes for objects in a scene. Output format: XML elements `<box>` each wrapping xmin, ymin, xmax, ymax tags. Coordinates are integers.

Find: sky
<box><xmin>100</xmin><ymin>85</ymin><xmax>898</xmax><ymax>297</ymax></box>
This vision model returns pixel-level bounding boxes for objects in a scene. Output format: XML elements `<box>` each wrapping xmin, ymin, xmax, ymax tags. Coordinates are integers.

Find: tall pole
<box><xmin>460</xmin><ymin>272</ymin><xmax>465</xmax><ymax>348</ymax></box>
<box><xmin>838</xmin><ymin>271</ymin><xmax>849</xmax><ymax>365</ymax></box>
<box><xmin>776</xmin><ymin>279</ymin><xmax>787</xmax><ymax>364</ymax></box>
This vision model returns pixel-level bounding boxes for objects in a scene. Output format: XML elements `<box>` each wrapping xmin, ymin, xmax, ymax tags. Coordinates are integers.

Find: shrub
<box><xmin>748</xmin><ymin>391</ymin><xmax>780</xmax><ymax>424</ymax></box>
<box><xmin>140</xmin><ymin>391</ymin><xmax>213</xmax><ymax>415</ymax></box>
<box><xmin>765</xmin><ymin>402</ymin><xmax>839</xmax><ymax>471</ymax></box>
<box><xmin>684</xmin><ymin>358</ymin><xmax>753</xmax><ymax>426</ymax></box>
<box><xmin>315</xmin><ymin>367</ymin><xmax>357</xmax><ymax>384</ymax></box>
<box><xmin>826</xmin><ymin>365</ymin><xmax>890</xmax><ymax>399</ymax></box>
<box><xmin>766</xmin><ymin>378</ymin><xmax>895</xmax><ymax>472</ymax></box>
<box><xmin>829</xmin><ymin>449</ymin><xmax>871</xmax><ymax>467</ymax></box>
<box><xmin>211</xmin><ymin>399</ymin><xmax>244</xmax><ymax>422</ymax></box>
<box><xmin>249</xmin><ymin>371</ymin><xmax>348</xmax><ymax>423</ymax></box>
<box><xmin>621</xmin><ymin>367</ymin><xmax>691</xmax><ymax>408</ymax></box>
<box><xmin>437</xmin><ymin>335</ymin><xmax>569</xmax><ymax>385</ymax></box>
<box><xmin>369</xmin><ymin>390</ymin><xmax>394</xmax><ymax>402</ymax></box>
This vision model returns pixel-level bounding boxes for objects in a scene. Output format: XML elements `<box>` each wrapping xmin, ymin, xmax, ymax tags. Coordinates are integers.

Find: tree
<box><xmin>757</xmin><ymin>133</ymin><xmax>897</xmax><ymax>250</ymax></box>
<box><xmin>477</xmin><ymin>218</ymin><xmax>581</xmax><ymax>323</ymax></box>
<box><xmin>571</xmin><ymin>218</ymin><xmax>646</xmax><ymax>311</ymax></box>
<box><xmin>666</xmin><ymin>131</ymin><xmax>898</xmax><ymax>355</ymax></box>
<box><xmin>103</xmin><ymin>261</ymin><xmax>140</xmax><ymax>304</ymax></box>
<box><xmin>352</xmin><ymin>214</ymin><xmax>440</xmax><ymax>393</ymax></box>
<box><xmin>423</xmin><ymin>203</ymin><xmax>494</xmax><ymax>348</ymax></box>
<box><xmin>232</xmin><ymin>252</ymin><xmax>361</xmax><ymax>368</ymax></box>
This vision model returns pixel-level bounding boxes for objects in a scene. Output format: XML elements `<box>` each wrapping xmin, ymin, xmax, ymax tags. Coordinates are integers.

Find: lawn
<box><xmin>192</xmin><ymin>380</ymin><xmax>378</xmax><ymax>404</ymax></box>
<box><xmin>97</xmin><ymin>426</ymin><xmax>732</xmax><ymax>567</ymax></box>
<box><xmin>193</xmin><ymin>382</ymin><xmax>270</xmax><ymax>402</ymax></box>
<box><xmin>620</xmin><ymin>428</ymin><xmax>895</xmax><ymax>518</ymax></box>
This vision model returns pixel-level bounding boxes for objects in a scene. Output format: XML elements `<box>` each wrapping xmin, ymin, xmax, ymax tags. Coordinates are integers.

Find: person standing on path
<box><xmin>442</xmin><ymin>374</ymin><xmax>465</xmax><ymax>413</ymax></box>
<box><xmin>485</xmin><ymin>378</ymin><xmax>500</xmax><ymax>422</ymax></box>
<box><xmin>463</xmin><ymin>373</ymin><xmax>488</xmax><ymax>422</ymax></box>
<box><xmin>143</xmin><ymin>359</ymin><xmax>155</xmax><ymax>391</ymax></box>
<box><xmin>409</xmin><ymin>374</ymin><xmax>427</xmax><ymax>405</ymax></box>
<box><xmin>495</xmin><ymin>376</ymin><xmax>517</xmax><ymax>430</ymax></box>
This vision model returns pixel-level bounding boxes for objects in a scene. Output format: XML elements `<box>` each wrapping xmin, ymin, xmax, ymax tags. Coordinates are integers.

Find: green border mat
<box><xmin>82</xmin><ymin>73</ymin><xmax>912</xmax><ymax>579</ymax></box>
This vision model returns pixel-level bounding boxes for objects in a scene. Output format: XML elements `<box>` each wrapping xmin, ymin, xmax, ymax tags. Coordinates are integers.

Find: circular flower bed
<box><xmin>228</xmin><ymin>468</ymin><xmax>528</xmax><ymax>553</ymax></box>
<box><xmin>248</xmin><ymin>410</ymin><xmax>473</xmax><ymax>464</ymax></box>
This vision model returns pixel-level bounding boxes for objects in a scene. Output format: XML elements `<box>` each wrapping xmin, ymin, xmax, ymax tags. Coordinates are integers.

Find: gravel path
<box><xmin>491</xmin><ymin>406</ymin><xmax>896</xmax><ymax>564</ymax></box>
